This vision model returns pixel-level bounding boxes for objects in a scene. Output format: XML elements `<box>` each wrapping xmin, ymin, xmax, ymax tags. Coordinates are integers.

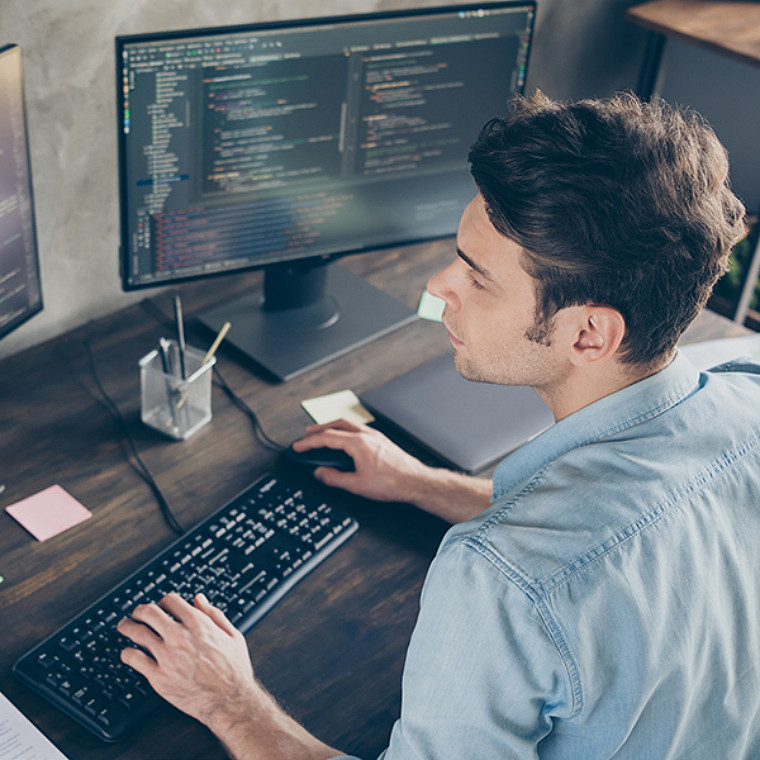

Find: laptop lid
<box><xmin>360</xmin><ymin>353</ymin><xmax>554</xmax><ymax>474</ymax></box>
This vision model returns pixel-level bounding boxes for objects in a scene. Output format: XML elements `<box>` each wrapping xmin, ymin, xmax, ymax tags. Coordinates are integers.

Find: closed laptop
<box><xmin>361</xmin><ymin>353</ymin><xmax>554</xmax><ymax>474</ymax></box>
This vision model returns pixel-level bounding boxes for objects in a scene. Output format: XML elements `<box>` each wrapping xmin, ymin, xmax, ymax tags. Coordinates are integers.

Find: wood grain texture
<box><xmin>0</xmin><ymin>243</ymin><xmax>453</xmax><ymax>760</ymax></box>
<box><xmin>0</xmin><ymin>240</ymin><xmax>749</xmax><ymax>759</ymax></box>
<box><xmin>627</xmin><ymin>0</ymin><xmax>760</xmax><ymax>67</ymax></box>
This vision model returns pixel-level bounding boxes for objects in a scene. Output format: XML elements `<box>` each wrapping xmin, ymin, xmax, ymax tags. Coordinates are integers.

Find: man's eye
<box><xmin>467</xmin><ymin>270</ymin><xmax>486</xmax><ymax>291</ymax></box>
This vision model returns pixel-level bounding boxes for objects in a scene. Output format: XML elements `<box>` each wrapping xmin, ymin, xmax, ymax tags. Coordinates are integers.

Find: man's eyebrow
<box><xmin>456</xmin><ymin>247</ymin><xmax>496</xmax><ymax>282</ymax></box>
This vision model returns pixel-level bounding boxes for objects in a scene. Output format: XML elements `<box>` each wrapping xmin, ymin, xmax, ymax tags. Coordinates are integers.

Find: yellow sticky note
<box><xmin>417</xmin><ymin>290</ymin><xmax>445</xmax><ymax>322</ymax></box>
<box><xmin>301</xmin><ymin>390</ymin><xmax>374</xmax><ymax>425</ymax></box>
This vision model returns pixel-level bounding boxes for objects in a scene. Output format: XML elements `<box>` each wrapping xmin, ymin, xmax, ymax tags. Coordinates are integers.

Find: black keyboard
<box><xmin>13</xmin><ymin>473</ymin><xmax>358</xmax><ymax>742</ymax></box>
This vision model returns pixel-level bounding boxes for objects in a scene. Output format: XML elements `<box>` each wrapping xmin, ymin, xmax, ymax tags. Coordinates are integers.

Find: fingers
<box><xmin>118</xmin><ymin>614</ymin><xmax>164</xmax><ymax>649</ymax></box>
<box><xmin>292</xmin><ymin>428</ymin><xmax>358</xmax><ymax>457</ymax></box>
<box><xmin>118</xmin><ymin>592</ymin><xmax>232</xmax><ymax>654</ymax></box>
<box><xmin>116</xmin><ymin>591</ymin><xmax>256</xmax><ymax>723</ymax></box>
<box><xmin>301</xmin><ymin>418</ymin><xmax>366</xmax><ymax>438</ymax></box>
<box><xmin>120</xmin><ymin>645</ymin><xmax>158</xmax><ymax>675</ymax></box>
<box><xmin>194</xmin><ymin>593</ymin><xmax>237</xmax><ymax>637</ymax></box>
<box><xmin>117</xmin><ymin>592</ymin><xmax>189</xmax><ymax>644</ymax></box>
<box><xmin>294</xmin><ymin>419</ymin><xmax>419</xmax><ymax>503</ymax></box>
<box><xmin>295</xmin><ymin>419</ymin><xmax>383</xmax><ymax>454</ymax></box>
<box><xmin>162</xmin><ymin>592</ymin><xmax>236</xmax><ymax>639</ymax></box>
<box><xmin>312</xmin><ymin>465</ymin><xmax>358</xmax><ymax>491</ymax></box>
<box><xmin>157</xmin><ymin>591</ymin><xmax>198</xmax><ymax>625</ymax></box>
<box><xmin>117</xmin><ymin>612</ymin><xmax>163</xmax><ymax>677</ymax></box>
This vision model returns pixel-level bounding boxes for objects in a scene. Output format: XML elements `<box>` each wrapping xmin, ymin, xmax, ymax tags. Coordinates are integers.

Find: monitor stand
<box><xmin>198</xmin><ymin>262</ymin><xmax>417</xmax><ymax>381</ymax></box>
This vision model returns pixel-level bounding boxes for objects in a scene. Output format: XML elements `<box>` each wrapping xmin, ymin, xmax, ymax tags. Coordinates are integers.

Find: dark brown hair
<box><xmin>469</xmin><ymin>92</ymin><xmax>747</xmax><ymax>366</ymax></box>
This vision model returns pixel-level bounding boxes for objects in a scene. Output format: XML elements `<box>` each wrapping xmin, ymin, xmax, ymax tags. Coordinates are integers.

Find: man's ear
<box><xmin>568</xmin><ymin>305</ymin><xmax>626</xmax><ymax>366</ymax></box>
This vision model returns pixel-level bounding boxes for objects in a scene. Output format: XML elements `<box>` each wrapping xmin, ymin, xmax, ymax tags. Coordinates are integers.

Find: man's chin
<box><xmin>452</xmin><ymin>354</ymin><xmax>490</xmax><ymax>384</ymax></box>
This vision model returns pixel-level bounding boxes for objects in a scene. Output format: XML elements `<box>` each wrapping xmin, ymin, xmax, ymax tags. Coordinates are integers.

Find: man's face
<box><xmin>427</xmin><ymin>195</ymin><xmax>564</xmax><ymax>391</ymax></box>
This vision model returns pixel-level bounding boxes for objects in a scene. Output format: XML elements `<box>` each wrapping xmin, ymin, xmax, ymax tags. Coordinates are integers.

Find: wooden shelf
<box><xmin>627</xmin><ymin>1</ymin><xmax>760</xmax><ymax>68</ymax></box>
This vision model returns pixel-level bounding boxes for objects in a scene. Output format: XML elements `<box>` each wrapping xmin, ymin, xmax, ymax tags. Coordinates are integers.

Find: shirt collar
<box><xmin>491</xmin><ymin>351</ymin><xmax>701</xmax><ymax>502</ymax></box>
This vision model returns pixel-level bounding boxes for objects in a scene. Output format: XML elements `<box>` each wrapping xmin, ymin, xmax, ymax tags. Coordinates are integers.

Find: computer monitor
<box><xmin>116</xmin><ymin>2</ymin><xmax>535</xmax><ymax>380</ymax></box>
<box><xmin>0</xmin><ymin>44</ymin><xmax>42</xmax><ymax>342</ymax></box>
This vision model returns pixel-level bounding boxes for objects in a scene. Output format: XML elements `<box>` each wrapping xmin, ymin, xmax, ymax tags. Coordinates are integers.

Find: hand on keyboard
<box><xmin>119</xmin><ymin>591</ymin><xmax>341</xmax><ymax>759</ymax></box>
<box><xmin>118</xmin><ymin>592</ymin><xmax>255</xmax><ymax>726</ymax></box>
<box><xmin>13</xmin><ymin>474</ymin><xmax>358</xmax><ymax>742</ymax></box>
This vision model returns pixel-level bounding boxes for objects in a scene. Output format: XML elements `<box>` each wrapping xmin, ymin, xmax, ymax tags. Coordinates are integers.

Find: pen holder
<box><xmin>139</xmin><ymin>341</ymin><xmax>216</xmax><ymax>441</ymax></box>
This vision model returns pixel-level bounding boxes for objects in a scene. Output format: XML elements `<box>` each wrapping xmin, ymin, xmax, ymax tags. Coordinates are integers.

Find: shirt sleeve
<box><xmin>379</xmin><ymin>539</ymin><xmax>572</xmax><ymax>760</ymax></box>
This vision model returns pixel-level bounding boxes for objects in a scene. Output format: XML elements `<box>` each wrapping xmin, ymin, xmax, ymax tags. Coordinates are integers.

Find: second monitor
<box><xmin>116</xmin><ymin>2</ymin><xmax>536</xmax><ymax>379</ymax></box>
<box><xmin>0</xmin><ymin>44</ymin><xmax>42</xmax><ymax>343</ymax></box>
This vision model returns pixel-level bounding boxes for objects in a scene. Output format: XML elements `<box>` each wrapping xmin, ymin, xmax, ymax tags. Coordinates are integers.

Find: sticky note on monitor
<box><xmin>5</xmin><ymin>485</ymin><xmax>92</xmax><ymax>541</ymax></box>
<box><xmin>301</xmin><ymin>389</ymin><xmax>374</xmax><ymax>425</ymax></box>
<box><xmin>417</xmin><ymin>290</ymin><xmax>445</xmax><ymax>322</ymax></box>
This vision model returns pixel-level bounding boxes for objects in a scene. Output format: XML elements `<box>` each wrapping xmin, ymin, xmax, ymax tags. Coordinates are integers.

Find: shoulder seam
<box><xmin>448</xmin><ymin>536</ymin><xmax>584</xmax><ymax>718</ymax></box>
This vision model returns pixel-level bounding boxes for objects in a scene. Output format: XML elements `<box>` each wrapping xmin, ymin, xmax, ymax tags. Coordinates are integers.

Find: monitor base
<box><xmin>198</xmin><ymin>264</ymin><xmax>417</xmax><ymax>382</ymax></box>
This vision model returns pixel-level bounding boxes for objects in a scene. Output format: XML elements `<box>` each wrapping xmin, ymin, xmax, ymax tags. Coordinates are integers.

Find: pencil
<box><xmin>201</xmin><ymin>321</ymin><xmax>231</xmax><ymax>366</ymax></box>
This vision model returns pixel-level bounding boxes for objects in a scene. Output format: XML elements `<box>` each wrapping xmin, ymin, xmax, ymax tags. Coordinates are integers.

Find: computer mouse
<box><xmin>283</xmin><ymin>443</ymin><xmax>355</xmax><ymax>472</ymax></box>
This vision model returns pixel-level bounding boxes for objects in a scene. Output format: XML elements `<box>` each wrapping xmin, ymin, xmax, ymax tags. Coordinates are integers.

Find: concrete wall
<box><xmin>0</xmin><ymin>0</ymin><xmax>667</xmax><ymax>359</ymax></box>
<box><xmin>657</xmin><ymin>38</ymin><xmax>760</xmax><ymax>214</ymax></box>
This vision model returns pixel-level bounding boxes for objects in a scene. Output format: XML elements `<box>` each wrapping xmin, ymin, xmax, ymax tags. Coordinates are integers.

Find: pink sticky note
<box><xmin>5</xmin><ymin>485</ymin><xmax>92</xmax><ymax>541</ymax></box>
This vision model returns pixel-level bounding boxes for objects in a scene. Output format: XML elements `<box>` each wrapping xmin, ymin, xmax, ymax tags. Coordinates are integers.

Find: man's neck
<box><xmin>539</xmin><ymin>354</ymin><xmax>672</xmax><ymax>423</ymax></box>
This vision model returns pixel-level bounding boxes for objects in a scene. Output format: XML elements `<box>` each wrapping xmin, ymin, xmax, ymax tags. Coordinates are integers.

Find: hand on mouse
<box><xmin>292</xmin><ymin>419</ymin><xmax>431</xmax><ymax>505</ymax></box>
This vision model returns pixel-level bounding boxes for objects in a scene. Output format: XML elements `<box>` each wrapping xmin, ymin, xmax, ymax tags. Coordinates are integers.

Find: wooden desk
<box><xmin>0</xmin><ymin>241</ymin><xmax>750</xmax><ymax>760</ymax></box>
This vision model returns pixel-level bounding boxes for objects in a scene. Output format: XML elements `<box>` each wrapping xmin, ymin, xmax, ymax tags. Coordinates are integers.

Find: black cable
<box><xmin>212</xmin><ymin>365</ymin><xmax>286</xmax><ymax>453</ymax></box>
<box><xmin>84</xmin><ymin>339</ymin><xmax>185</xmax><ymax>536</ymax></box>
<box><xmin>140</xmin><ymin>294</ymin><xmax>287</xmax><ymax>453</ymax></box>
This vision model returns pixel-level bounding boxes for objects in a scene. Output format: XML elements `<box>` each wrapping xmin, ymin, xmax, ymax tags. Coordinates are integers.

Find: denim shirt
<box><xmin>335</xmin><ymin>352</ymin><xmax>760</xmax><ymax>759</ymax></box>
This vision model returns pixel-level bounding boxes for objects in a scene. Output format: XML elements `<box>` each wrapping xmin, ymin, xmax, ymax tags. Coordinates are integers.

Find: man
<box><xmin>118</xmin><ymin>92</ymin><xmax>760</xmax><ymax>758</ymax></box>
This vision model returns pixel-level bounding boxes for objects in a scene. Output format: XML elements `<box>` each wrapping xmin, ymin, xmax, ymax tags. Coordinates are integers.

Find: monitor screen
<box><xmin>116</xmin><ymin>3</ymin><xmax>535</xmax><ymax>379</ymax></box>
<box><xmin>0</xmin><ymin>44</ymin><xmax>42</xmax><ymax>342</ymax></box>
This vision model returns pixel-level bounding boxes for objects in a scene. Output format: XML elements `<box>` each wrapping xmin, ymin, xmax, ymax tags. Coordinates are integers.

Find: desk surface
<box><xmin>627</xmin><ymin>0</ymin><xmax>760</xmax><ymax>67</ymax></box>
<box><xmin>0</xmin><ymin>240</ymin><xmax>751</xmax><ymax>760</ymax></box>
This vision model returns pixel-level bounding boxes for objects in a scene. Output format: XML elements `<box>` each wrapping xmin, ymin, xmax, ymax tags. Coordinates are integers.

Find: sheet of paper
<box><xmin>0</xmin><ymin>690</ymin><xmax>70</xmax><ymax>759</ymax></box>
<box><xmin>680</xmin><ymin>332</ymin><xmax>760</xmax><ymax>371</ymax></box>
<box><xmin>301</xmin><ymin>389</ymin><xmax>374</xmax><ymax>425</ymax></box>
<box><xmin>5</xmin><ymin>485</ymin><xmax>91</xmax><ymax>542</ymax></box>
<box><xmin>417</xmin><ymin>289</ymin><xmax>445</xmax><ymax>322</ymax></box>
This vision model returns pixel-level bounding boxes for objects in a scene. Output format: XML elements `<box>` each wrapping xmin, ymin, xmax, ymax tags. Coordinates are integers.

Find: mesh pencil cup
<box><xmin>139</xmin><ymin>340</ymin><xmax>215</xmax><ymax>440</ymax></box>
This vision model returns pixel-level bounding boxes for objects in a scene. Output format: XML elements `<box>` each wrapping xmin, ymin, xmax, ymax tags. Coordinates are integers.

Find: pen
<box><xmin>158</xmin><ymin>336</ymin><xmax>181</xmax><ymax>429</ymax></box>
<box><xmin>174</xmin><ymin>294</ymin><xmax>187</xmax><ymax>380</ymax></box>
<box><xmin>201</xmin><ymin>321</ymin><xmax>231</xmax><ymax>366</ymax></box>
<box><xmin>158</xmin><ymin>336</ymin><xmax>173</xmax><ymax>376</ymax></box>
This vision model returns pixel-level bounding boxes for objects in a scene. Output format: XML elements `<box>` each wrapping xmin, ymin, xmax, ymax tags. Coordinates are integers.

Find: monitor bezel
<box><xmin>114</xmin><ymin>1</ymin><xmax>536</xmax><ymax>293</ymax></box>
<box><xmin>0</xmin><ymin>43</ymin><xmax>43</xmax><ymax>340</ymax></box>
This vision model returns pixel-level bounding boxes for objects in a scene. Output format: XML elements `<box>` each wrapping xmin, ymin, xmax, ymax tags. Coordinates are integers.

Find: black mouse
<box><xmin>283</xmin><ymin>443</ymin><xmax>355</xmax><ymax>472</ymax></box>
